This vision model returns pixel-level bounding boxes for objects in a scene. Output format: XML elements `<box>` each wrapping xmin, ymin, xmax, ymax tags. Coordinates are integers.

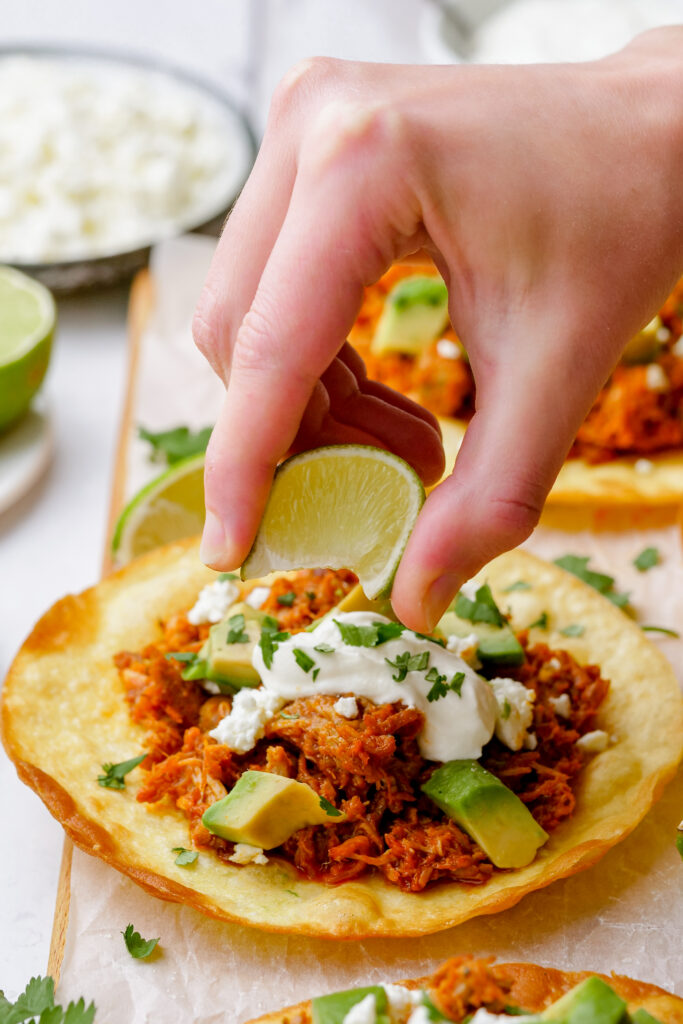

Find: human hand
<box><xmin>193</xmin><ymin>28</ymin><xmax>683</xmax><ymax>631</ymax></box>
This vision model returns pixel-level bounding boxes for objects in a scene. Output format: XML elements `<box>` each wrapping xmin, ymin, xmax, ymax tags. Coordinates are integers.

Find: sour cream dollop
<box><xmin>252</xmin><ymin>612</ymin><xmax>498</xmax><ymax>762</ymax></box>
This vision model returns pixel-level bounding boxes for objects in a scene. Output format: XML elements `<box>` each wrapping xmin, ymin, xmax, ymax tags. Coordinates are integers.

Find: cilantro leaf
<box><xmin>504</xmin><ymin>580</ymin><xmax>532</xmax><ymax>592</ymax></box>
<box><xmin>165</xmin><ymin>651</ymin><xmax>208</xmax><ymax>681</ymax></box>
<box><xmin>634</xmin><ymin>546</ymin><xmax>660</xmax><ymax>572</ymax></box>
<box><xmin>453</xmin><ymin>583</ymin><xmax>504</xmax><ymax>627</ymax></box>
<box><xmin>319</xmin><ymin>795</ymin><xmax>342</xmax><ymax>817</ymax></box>
<box><xmin>642</xmin><ymin>624</ymin><xmax>680</xmax><ymax>638</ymax></box>
<box><xmin>122</xmin><ymin>924</ymin><xmax>159</xmax><ymax>960</ymax></box>
<box><xmin>553</xmin><ymin>555</ymin><xmax>630</xmax><ymax>609</ymax></box>
<box><xmin>293</xmin><ymin>649</ymin><xmax>316</xmax><ymax>673</ymax></box>
<box><xmin>0</xmin><ymin>977</ymin><xmax>96</xmax><ymax>1024</ymax></box>
<box><xmin>385</xmin><ymin>650</ymin><xmax>429</xmax><ymax>682</ymax></box>
<box><xmin>11</xmin><ymin>976</ymin><xmax>55</xmax><ymax>1019</ymax></box>
<box><xmin>218</xmin><ymin>572</ymin><xmax>239</xmax><ymax>581</ymax></box>
<box><xmin>333</xmin><ymin>619</ymin><xmax>404</xmax><ymax>647</ymax></box>
<box><xmin>312</xmin><ymin>667</ymin><xmax>320</xmax><ymax>681</ymax></box>
<box><xmin>258</xmin><ymin>616</ymin><xmax>290</xmax><ymax>669</ymax></box>
<box><xmin>62</xmin><ymin>999</ymin><xmax>96</xmax><ymax>1024</ymax></box>
<box><xmin>97</xmin><ymin>754</ymin><xmax>146</xmax><ymax>790</ymax></box>
<box><xmin>165</xmin><ymin>651</ymin><xmax>196</xmax><ymax>662</ymax></box>
<box><xmin>427</xmin><ymin>669</ymin><xmax>465</xmax><ymax>702</ymax></box>
<box><xmin>501</xmin><ymin>698</ymin><xmax>511</xmax><ymax>720</ymax></box>
<box><xmin>450</xmin><ymin>671</ymin><xmax>465</xmax><ymax>697</ymax></box>
<box><xmin>314</xmin><ymin>643</ymin><xmax>335</xmax><ymax>654</ymax></box>
<box><xmin>138</xmin><ymin>424</ymin><xmax>212</xmax><ymax>465</ymax></box>
<box><xmin>276</xmin><ymin>592</ymin><xmax>296</xmax><ymax>606</ymax></box>
<box><xmin>278</xmin><ymin>711</ymin><xmax>300</xmax><ymax>720</ymax></box>
<box><xmin>172</xmin><ymin>847</ymin><xmax>198</xmax><ymax>867</ymax></box>
<box><xmin>560</xmin><ymin>624</ymin><xmax>585</xmax><ymax>637</ymax></box>
<box><xmin>375</xmin><ymin>621</ymin><xmax>405</xmax><ymax>643</ymax></box>
<box><xmin>226</xmin><ymin>613</ymin><xmax>249</xmax><ymax>645</ymax></box>
<box><xmin>527</xmin><ymin>612</ymin><xmax>548</xmax><ymax>630</ymax></box>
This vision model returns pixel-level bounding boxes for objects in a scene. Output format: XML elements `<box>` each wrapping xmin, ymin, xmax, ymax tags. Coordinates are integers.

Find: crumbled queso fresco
<box><xmin>188</xmin><ymin>578</ymin><xmax>239</xmax><ymax>625</ymax></box>
<box><xmin>0</xmin><ymin>56</ymin><xmax>244</xmax><ymax>263</ymax></box>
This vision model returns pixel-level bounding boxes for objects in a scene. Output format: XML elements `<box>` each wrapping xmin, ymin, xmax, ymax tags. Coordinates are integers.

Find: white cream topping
<box><xmin>489</xmin><ymin>677</ymin><xmax>536</xmax><ymax>751</ymax></box>
<box><xmin>244</xmin><ymin>586</ymin><xmax>271</xmax><ymax>609</ymax></box>
<box><xmin>576</xmin><ymin>729</ymin><xmax>610</xmax><ymax>754</ymax></box>
<box><xmin>343</xmin><ymin>994</ymin><xmax>377</xmax><ymax>1024</ymax></box>
<box><xmin>645</xmin><ymin>363</ymin><xmax>669</xmax><ymax>391</ymax></box>
<box><xmin>228</xmin><ymin>843</ymin><xmax>269</xmax><ymax>866</ymax></box>
<box><xmin>435</xmin><ymin>338</ymin><xmax>461</xmax><ymax>360</ymax></box>
<box><xmin>209</xmin><ymin>688</ymin><xmax>285</xmax><ymax>753</ymax></box>
<box><xmin>549</xmin><ymin>693</ymin><xmax>572</xmax><ymax>718</ymax></box>
<box><xmin>188</xmin><ymin>579</ymin><xmax>239</xmax><ymax>625</ymax></box>
<box><xmin>252</xmin><ymin>612</ymin><xmax>498</xmax><ymax>762</ymax></box>
<box><xmin>334</xmin><ymin>696</ymin><xmax>359</xmax><ymax>719</ymax></box>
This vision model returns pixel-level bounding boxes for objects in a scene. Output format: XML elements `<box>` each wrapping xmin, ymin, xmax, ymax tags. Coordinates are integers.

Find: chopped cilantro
<box><xmin>97</xmin><ymin>753</ymin><xmax>146</xmax><ymax>790</ymax></box>
<box><xmin>165</xmin><ymin>651</ymin><xmax>207</xmax><ymax>680</ymax></box>
<box><xmin>279</xmin><ymin>711</ymin><xmax>300</xmax><ymax>720</ymax></box>
<box><xmin>259</xmin><ymin>616</ymin><xmax>290</xmax><ymax>669</ymax></box>
<box><xmin>122</xmin><ymin>924</ymin><xmax>159</xmax><ymax>960</ymax></box>
<box><xmin>677</xmin><ymin>829</ymin><xmax>683</xmax><ymax>861</ymax></box>
<box><xmin>427</xmin><ymin>670</ymin><xmax>465</xmax><ymax>702</ymax></box>
<box><xmin>165</xmin><ymin>651</ymin><xmax>195</xmax><ymax>662</ymax></box>
<box><xmin>314</xmin><ymin>643</ymin><xmax>335</xmax><ymax>654</ymax></box>
<box><xmin>312</xmin><ymin>667</ymin><xmax>320</xmax><ymax>681</ymax></box>
<box><xmin>226</xmin><ymin>613</ymin><xmax>249</xmax><ymax>645</ymax></box>
<box><xmin>0</xmin><ymin>976</ymin><xmax>95</xmax><ymax>1024</ymax></box>
<box><xmin>504</xmin><ymin>580</ymin><xmax>532</xmax><ymax>593</ymax></box>
<box><xmin>333</xmin><ymin>619</ymin><xmax>404</xmax><ymax>647</ymax></box>
<box><xmin>450</xmin><ymin>671</ymin><xmax>465</xmax><ymax>696</ymax></box>
<box><xmin>642</xmin><ymin>624</ymin><xmax>680</xmax><ymax>638</ymax></box>
<box><xmin>276</xmin><ymin>591</ymin><xmax>296</xmax><ymax>606</ymax></box>
<box><xmin>172</xmin><ymin>847</ymin><xmax>198</xmax><ymax>867</ymax></box>
<box><xmin>527</xmin><ymin>612</ymin><xmax>548</xmax><ymax>630</ymax></box>
<box><xmin>218</xmin><ymin>572</ymin><xmax>239</xmax><ymax>581</ymax></box>
<box><xmin>319</xmin><ymin>795</ymin><xmax>342</xmax><ymax>817</ymax></box>
<box><xmin>305</xmin><ymin>591</ymin><xmax>316</xmax><ymax>601</ymax></box>
<box><xmin>293</xmin><ymin>648</ymin><xmax>316</xmax><ymax>673</ymax></box>
<box><xmin>633</xmin><ymin>546</ymin><xmax>660</xmax><ymax>572</ymax></box>
<box><xmin>138</xmin><ymin>424</ymin><xmax>211</xmax><ymax>465</ymax></box>
<box><xmin>560</xmin><ymin>624</ymin><xmax>585</xmax><ymax>637</ymax></box>
<box><xmin>385</xmin><ymin>650</ymin><xmax>430</xmax><ymax>681</ymax></box>
<box><xmin>553</xmin><ymin>555</ymin><xmax>630</xmax><ymax>609</ymax></box>
<box><xmin>454</xmin><ymin>583</ymin><xmax>504</xmax><ymax>627</ymax></box>
<box><xmin>284</xmin><ymin>889</ymin><xmax>300</xmax><ymax>897</ymax></box>
<box><xmin>501</xmin><ymin>698</ymin><xmax>511</xmax><ymax>720</ymax></box>
<box><xmin>413</xmin><ymin>631</ymin><xmax>446</xmax><ymax>647</ymax></box>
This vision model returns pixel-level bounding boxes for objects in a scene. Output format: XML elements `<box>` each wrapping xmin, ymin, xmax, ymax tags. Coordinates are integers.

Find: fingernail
<box><xmin>423</xmin><ymin>573</ymin><xmax>461</xmax><ymax>631</ymax></box>
<box><xmin>199</xmin><ymin>510</ymin><xmax>227</xmax><ymax>567</ymax></box>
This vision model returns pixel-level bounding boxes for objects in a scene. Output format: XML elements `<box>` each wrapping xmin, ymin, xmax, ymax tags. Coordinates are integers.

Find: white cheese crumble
<box><xmin>406</xmin><ymin>1006</ymin><xmax>432</xmax><ymax>1024</ymax></box>
<box><xmin>634</xmin><ymin>458</ymin><xmax>654</xmax><ymax>475</ymax></box>
<box><xmin>202</xmin><ymin>681</ymin><xmax>222</xmax><ymax>695</ymax></box>
<box><xmin>446</xmin><ymin>632</ymin><xmax>481</xmax><ymax>666</ymax></box>
<box><xmin>334</xmin><ymin>696</ymin><xmax>359</xmax><ymax>719</ymax></box>
<box><xmin>435</xmin><ymin>338</ymin><xmax>461</xmax><ymax>360</ymax></box>
<box><xmin>383</xmin><ymin>984</ymin><xmax>424</xmax><ymax>1018</ymax></box>
<box><xmin>459</xmin><ymin>579</ymin><xmax>481</xmax><ymax>601</ymax></box>
<box><xmin>188</xmin><ymin>579</ymin><xmax>239</xmax><ymax>625</ymax></box>
<box><xmin>576</xmin><ymin>729</ymin><xmax>610</xmax><ymax>754</ymax></box>
<box><xmin>655</xmin><ymin>325</ymin><xmax>671</xmax><ymax>343</ymax></box>
<box><xmin>489</xmin><ymin>677</ymin><xmax>536</xmax><ymax>751</ymax></box>
<box><xmin>209</xmin><ymin>688</ymin><xmax>285</xmax><ymax>753</ymax></box>
<box><xmin>253</xmin><ymin>612</ymin><xmax>498</xmax><ymax>762</ymax></box>
<box><xmin>343</xmin><ymin>994</ymin><xmax>376</xmax><ymax>1024</ymax></box>
<box><xmin>245</xmin><ymin>586</ymin><xmax>271</xmax><ymax>609</ymax></box>
<box><xmin>228</xmin><ymin>843</ymin><xmax>269</xmax><ymax>866</ymax></box>
<box><xmin>549</xmin><ymin>693</ymin><xmax>572</xmax><ymax>718</ymax></box>
<box><xmin>548</xmin><ymin>657</ymin><xmax>561</xmax><ymax>671</ymax></box>
<box><xmin>645</xmin><ymin>363</ymin><xmax>669</xmax><ymax>391</ymax></box>
<box><xmin>672</xmin><ymin>336</ymin><xmax>683</xmax><ymax>358</ymax></box>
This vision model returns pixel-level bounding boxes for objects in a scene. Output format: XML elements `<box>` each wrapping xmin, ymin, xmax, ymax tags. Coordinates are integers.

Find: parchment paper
<box><xmin>56</xmin><ymin>237</ymin><xmax>683</xmax><ymax>1021</ymax></box>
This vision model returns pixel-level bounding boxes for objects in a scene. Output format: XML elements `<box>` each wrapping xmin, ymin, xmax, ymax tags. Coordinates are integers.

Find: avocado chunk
<box><xmin>542</xmin><ymin>977</ymin><xmax>627</xmax><ymax>1024</ymax></box>
<box><xmin>421</xmin><ymin>759</ymin><xmax>548</xmax><ymax>868</ymax></box>
<box><xmin>202</xmin><ymin>769</ymin><xmax>344</xmax><ymax>848</ymax></box>
<box><xmin>371</xmin><ymin>275</ymin><xmax>449</xmax><ymax>356</ymax></box>
<box><xmin>305</xmin><ymin>584</ymin><xmax>397</xmax><ymax>632</ymax></box>
<box><xmin>312</xmin><ymin>987</ymin><xmax>388</xmax><ymax>1024</ymax></box>
<box><xmin>204</xmin><ymin>603</ymin><xmax>267</xmax><ymax>692</ymax></box>
<box><xmin>622</xmin><ymin>316</ymin><xmax>664</xmax><ymax>365</ymax></box>
<box><xmin>438</xmin><ymin>584</ymin><xmax>525</xmax><ymax>667</ymax></box>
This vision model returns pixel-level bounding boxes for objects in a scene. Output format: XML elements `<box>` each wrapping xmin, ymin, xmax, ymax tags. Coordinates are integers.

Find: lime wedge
<box><xmin>241</xmin><ymin>445</ymin><xmax>425</xmax><ymax>599</ymax></box>
<box><xmin>111</xmin><ymin>453</ymin><xmax>205</xmax><ymax>566</ymax></box>
<box><xmin>0</xmin><ymin>266</ymin><xmax>55</xmax><ymax>432</ymax></box>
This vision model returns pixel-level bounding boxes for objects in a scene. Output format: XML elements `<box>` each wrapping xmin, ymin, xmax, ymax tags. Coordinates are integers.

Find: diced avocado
<box><xmin>312</xmin><ymin>986</ymin><xmax>388</xmax><ymax>1024</ymax></box>
<box><xmin>202</xmin><ymin>770</ymin><xmax>344</xmax><ymax>848</ymax></box>
<box><xmin>305</xmin><ymin>584</ymin><xmax>397</xmax><ymax>632</ymax></box>
<box><xmin>371</xmin><ymin>275</ymin><xmax>449</xmax><ymax>356</ymax></box>
<box><xmin>631</xmin><ymin>1010</ymin><xmax>664</xmax><ymax>1024</ymax></box>
<box><xmin>421</xmin><ymin>759</ymin><xmax>548</xmax><ymax>868</ymax></box>
<box><xmin>437</xmin><ymin>598</ymin><xmax>525</xmax><ymax>668</ymax></box>
<box><xmin>204</xmin><ymin>603</ymin><xmax>267</xmax><ymax>692</ymax></box>
<box><xmin>622</xmin><ymin>316</ymin><xmax>664</xmax><ymax>365</ymax></box>
<box><xmin>542</xmin><ymin>977</ymin><xmax>627</xmax><ymax>1024</ymax></box>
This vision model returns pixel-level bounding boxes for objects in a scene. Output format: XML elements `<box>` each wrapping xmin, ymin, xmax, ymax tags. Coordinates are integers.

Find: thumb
<box><xmin>391</xmin><ymin>338</ymin><xmax>599</xmax><ymax>632</ymax></box>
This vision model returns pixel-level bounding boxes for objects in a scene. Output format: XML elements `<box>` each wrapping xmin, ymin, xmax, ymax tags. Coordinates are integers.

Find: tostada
<box><xmin>2</xmin><ymin>540</ymin><xmax>681</xmax><ymax>937</ymax></box>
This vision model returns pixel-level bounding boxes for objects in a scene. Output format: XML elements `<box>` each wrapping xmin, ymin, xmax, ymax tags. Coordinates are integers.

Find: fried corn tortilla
<box><xmin>247</xmin><ymin>960</ymin><xmax>683</xmax><ymax>1024</ymax></box>
<box><xmin>2</xmin><ymin>539</ymin><xmax>682</xmax><ymax>938</ymax></box>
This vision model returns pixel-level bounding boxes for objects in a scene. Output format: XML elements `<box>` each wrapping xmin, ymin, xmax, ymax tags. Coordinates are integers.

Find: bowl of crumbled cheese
<box><xmin>0</xmin><ymin>45</ymin><xmax>257</xmax><ymax>293</ymax></box>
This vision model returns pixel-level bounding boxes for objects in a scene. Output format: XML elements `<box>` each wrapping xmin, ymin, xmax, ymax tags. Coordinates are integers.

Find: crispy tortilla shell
<box><xmin>438</xmin><ymin>418</ymin><xmax>683</xmax><ymax>505</ymax></box>
<box><xmin>2</xmin><ymin>539</ymin><xmax>682</xmax><ymax>938</ymax></box>
<box><xmin>246</xmin><ymin>962</ymin><xmax>683</xmax><ymax>1024</ymax></box>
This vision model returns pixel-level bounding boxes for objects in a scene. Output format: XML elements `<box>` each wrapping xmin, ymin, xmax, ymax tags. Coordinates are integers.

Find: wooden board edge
<box><xmin>48</xmin><ymin>267</ymin><xmax>157</xmax><ymax>985</ymax></box>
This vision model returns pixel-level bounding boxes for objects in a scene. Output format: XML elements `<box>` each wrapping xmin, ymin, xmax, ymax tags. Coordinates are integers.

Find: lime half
<box><xmin>241</xmin><ymin>445</ymin><xmax>425</xmax><ymax>599</ymax></box>
<box><xmin>111</xmin><ymin>453</ymin><xmax>205</xmax><ymax>566</ymax></box>
<box><xmin>0</xmin><ymin>266</ymin><xmax>55</xmax><ymax>432</ymax></box>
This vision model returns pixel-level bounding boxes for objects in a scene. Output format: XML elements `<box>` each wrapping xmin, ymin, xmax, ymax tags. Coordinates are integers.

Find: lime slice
<box><xmin>241</xmin><ymin>445</ymin><xmax>425</xmax><ymax>599</ymax></box>
<box><xmin>111</xmin><ymin>453</ymin><xmax>205</xmax><ymax>566</ymax></box>
<box><xmin>0</xmin><ymin>266</ymin><xmax>56</xmax><ymax>432</ymax></box>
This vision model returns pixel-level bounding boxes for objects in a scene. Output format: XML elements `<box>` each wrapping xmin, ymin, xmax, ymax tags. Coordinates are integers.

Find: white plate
<box><xmin>0</xmin><ymin>398</ymin><xmax>53</xmax><ymax>515</ymax></box>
